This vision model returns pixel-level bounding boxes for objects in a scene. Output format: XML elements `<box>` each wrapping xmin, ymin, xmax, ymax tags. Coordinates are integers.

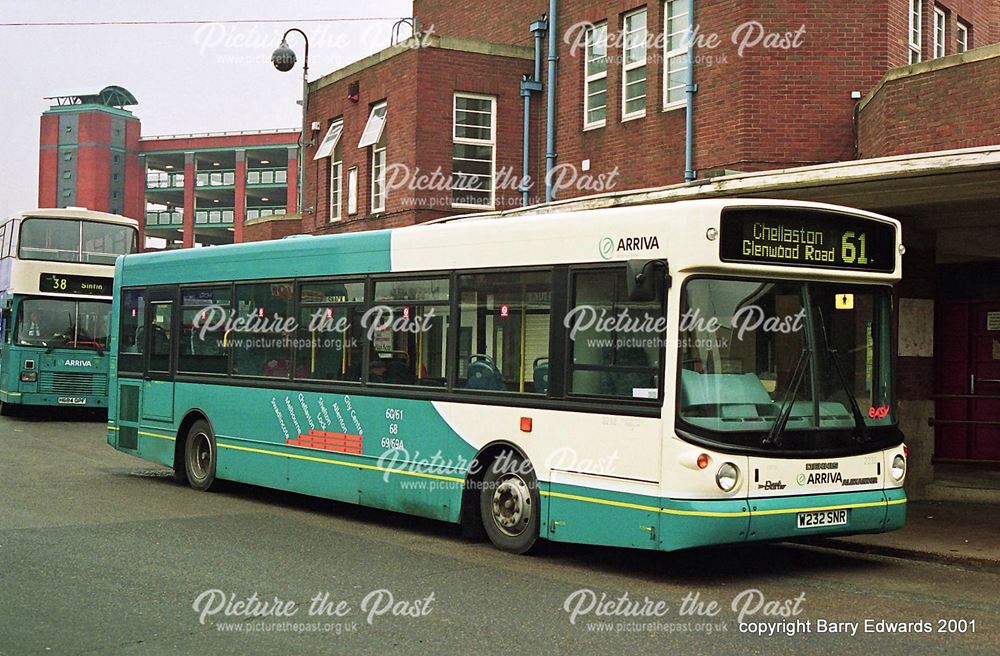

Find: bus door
<box><xmin>141</xmin><ymin>289</ymin><xmax>176</xmax><ymax>423</ymax></box>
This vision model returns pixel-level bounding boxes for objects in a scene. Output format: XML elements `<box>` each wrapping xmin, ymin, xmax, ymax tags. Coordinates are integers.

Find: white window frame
<box><xmin>933</xmin><ymin>7</ymin><xmax>946</xmax><ymax>58</ymax></box>
<box><xmin>357</xmin><ymin>101</ymin><xmax>387</xmax><ymax>149</ymax></box>
<box><xmin>909</xmin><ymin>0</ymin><xmax>922</xmax><ymax>64</ymax></box>
<box><xmin>329</xmin><ymin>146</ymin><xmax>342</xmax><ymax>222</ymax></box>
<box><xmin>347</xmin><ymin>166</ymin><xmax>358</xmax><ymax>215</ymax></box>
<box><xmin>452</xmin><ymin>92</ymin><xmax>497</xmax><ymax>210</ymax></box>
<box><xmin>662</xmin><ymin>0</ymin><xmax>691</xmax><ymax>111</ymax></box>
<box><xmin>621</xmin><ymin>8</ymin><xmax>648</xmax><ymax>121</ymax></box>
<box><xmin>370</xmin><ymin>133</ymin><xmax>386</xmax><ymax>214</ymax></box>
<box><xmin>584</xmin><ymin>23</ymin><xmax>608</xmax><ymax>130</ymax></box>
<box><xmin>313</xmin><ymin>118</ymin><xmax>343</xmax><ymax>160</ymax></box>
<box><xmin>956</xmin><ymin>21</ymin><xmax>969</xmax><ymax>53</ymax></box>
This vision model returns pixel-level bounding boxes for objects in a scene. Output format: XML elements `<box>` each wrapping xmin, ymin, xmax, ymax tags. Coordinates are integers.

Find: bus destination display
<box><xmin>719</xmin><ymin>208</ymin><xmax>896</xmax><ymax>272</ymax></box>
<box><xmin>39</xmin><ymin>273</ymin><xmax>113</xmax><ymax>296</ymax></box>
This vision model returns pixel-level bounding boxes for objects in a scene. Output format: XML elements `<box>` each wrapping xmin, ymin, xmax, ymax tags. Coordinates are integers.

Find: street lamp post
<box><xmin>271</xmin><ymin>29</ymin><xmax>310</xmax><ymax>215</ymax></box>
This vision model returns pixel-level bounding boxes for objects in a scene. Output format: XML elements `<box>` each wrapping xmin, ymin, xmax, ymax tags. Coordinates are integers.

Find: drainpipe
<box><xmin>684</xmin><ymin>0</ymin><xmax>697</xmax><ymax>182</ymax></box>
<box><xmin>521</xmin><ymin>19</ymin><xmax>546</xmax><ymax>207</ymax></box>
<box><xmin>544</xmin><ymin>0</ymin><xmax>558</xmax><ymax>203</ymax></box>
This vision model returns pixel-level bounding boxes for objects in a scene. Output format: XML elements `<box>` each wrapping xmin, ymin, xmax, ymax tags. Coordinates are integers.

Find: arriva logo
<box><xmin>64</xmin><ymin>359</ymin><xmax>94</xmax><ymax>367</ymax></box>
<box><xmin>598</xmin><ymin>236</ymin><xmax>660</xmax><ymax>260</ymax></box>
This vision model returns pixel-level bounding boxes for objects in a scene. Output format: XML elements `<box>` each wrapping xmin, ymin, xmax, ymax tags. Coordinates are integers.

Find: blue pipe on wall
<box><xmin>544</xmin><ymin>0</ymin><xmax>558</xmax><ymax>203</ymax></box>
<box><xmin>684</xmin><ymin>0</ymin><xmax>697</xmax><ymax>182</ymax></box>
<box><xmin>522</xmin><ymin>19</ymin><xmax>546</xmax><ymax>207</ymax></box>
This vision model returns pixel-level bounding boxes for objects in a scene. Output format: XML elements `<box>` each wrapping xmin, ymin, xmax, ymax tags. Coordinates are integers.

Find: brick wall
<box><xmin>300</xmin><ymin>44</ymin><xmax>537</xmax><ymax>237</ymax></box>
<box><xmin>857</xmin><ymin>48</ymin><xmax>1000</xmax><ymax>158</ymax></box>
<box><xmin>416</xmin><ymin>0</ymin><xmax>1000</xmax><ymax>202</ymax></box>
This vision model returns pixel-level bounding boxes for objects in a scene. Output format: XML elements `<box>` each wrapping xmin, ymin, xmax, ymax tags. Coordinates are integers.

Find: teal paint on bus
<box><xmin>1</xmin><ymin>296</ymin><xmax>110</xmax><ymax>410</ymax></box>
<box><xmin>111</xmin><ymin>382</ymin><xmax>478</xmax><ymax>524</ymax></box>
<box><xmin>119</xmin><ymin>230</ymin><xmax>393</xmax><ymax>286</ymax></box>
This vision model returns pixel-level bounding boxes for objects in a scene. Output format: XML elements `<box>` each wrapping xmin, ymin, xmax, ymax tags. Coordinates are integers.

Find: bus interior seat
<box><xmin>464</xmin><ymin>354</ymin><xmax>505</xmax><ymax>391</ymax></box>
<box><xmin>533</xmin><ymin>357</ymin><xmax>549</xmax><ymax>394</ymax></box>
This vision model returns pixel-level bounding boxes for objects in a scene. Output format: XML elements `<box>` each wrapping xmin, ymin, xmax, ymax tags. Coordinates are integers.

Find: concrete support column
<box><xmin>182</xmin><ymin>151</ymin><xmax>195</xmax><ymax>248</ymax></box>
<box><xmin>286</xmin><ymin>146</ymin><xmax>298</xmax><ymax>215</ymax></box>
<box><xmin>234</xmin><ymin>149</ymin><xmax>246</xmax><ymax>243</ymax></box>
<box><xmin>136</xmin><ymin>153</ymin><xmax>146</xmax><ymax>251</ymax></box>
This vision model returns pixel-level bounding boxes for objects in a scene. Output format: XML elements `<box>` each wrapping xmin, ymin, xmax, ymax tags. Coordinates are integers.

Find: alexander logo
<box><xmin>63</xmin><ymin>359</ymin><xmax>94</xmax><ymax>367</ymax></box>
<box><xmin>599</xmin><ymin>235</ymin><xmax>661</xmax><ymax>260</ymax></box>
<box><xmin>757</xmin><ymin>480</ymin><xmax>786</xmax><ymax>490</ymax></box>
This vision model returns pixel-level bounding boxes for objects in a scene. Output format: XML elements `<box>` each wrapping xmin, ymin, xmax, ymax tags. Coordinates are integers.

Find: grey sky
<box><xmin>0</xmin><ymin>0</ymin><xmax>412</xmax><ymax>218</ymax></box>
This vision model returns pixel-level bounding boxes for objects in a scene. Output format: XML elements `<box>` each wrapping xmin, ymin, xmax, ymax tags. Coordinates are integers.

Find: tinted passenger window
<box><xmin>232</xmin><ymin>282</ymin><xmax>294</xmax><ymax>377</ymax></box>
<box><xmin>457</xmin><ymin>271</ymin><xmax>551</xmax><ymax>393</ymax></box>
<box><xmin>568</xmin><ymin>268</ymin><xmax>664</xmax><ymax>399</ymax></box>
<box><xmin>179</xmin><ymin>286</ymin><xmax>231</xmax><ymax>374</ymax></box>
<box><xmin>370</xmin><ymin>278</ymin><xmax>450</xmax><ymax>386</ymax></box>
<box><xmin>296</xmin><ymin>281</ymin><xmax>365</xmax><ymax>382</ymax></box>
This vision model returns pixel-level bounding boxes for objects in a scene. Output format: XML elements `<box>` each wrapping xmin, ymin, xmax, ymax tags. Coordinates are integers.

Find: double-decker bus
<box><xmin>0</xmin><ymin>209</ymin><xmax>138</xmax><ymax>415</ymax></box>
<box><xmin>106</xmin><ymin>198</ymin><xmax>906</xmax><ymax>554</ymax></box>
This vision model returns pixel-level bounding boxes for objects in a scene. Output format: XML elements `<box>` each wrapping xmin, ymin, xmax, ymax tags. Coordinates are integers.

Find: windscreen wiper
<box><xmin>762</xmin><ymin>347</ymin><xmax>810</xmax><ymax>448</ymax></box>
<box><xmin>816</xmin><ymin>307</ymin><xmax>870</xmax><ymax>443</ymax></box>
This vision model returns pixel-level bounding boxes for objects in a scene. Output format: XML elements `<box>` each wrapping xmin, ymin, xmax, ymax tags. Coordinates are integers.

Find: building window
<box><xmin>357</xmin><ymin>101</ymin><xmax>387</xmax><ymax>148</ymax></box>
<box><xmin>347</xmin><ymin>167</ymin><xmax>358</xmax><ymax>215</ymax></box>
<box><xmin>933</xmin><ymin>7</ymin><xmax>946</xmax><ymax>58</ymax></box>
<box><xmin>371</xmin><ymin>130</ymin><xmax>387</xmax><ymax>214</ymax></box>
<box><xmin>330</xmin><ymin>153</ymin><xmax>343</xmax><ymax>221</ymax></box>
<box><xmin>452</xmin><ymin>93</ymin><xmax>496</xmax><ymax>208</ymax></box>
<box><xmin>315</xmin><ymin>118</ymin><xmax>345</xmax><ymax>221</ymax></box>
<box><xmin>957</xmin><ymin>21</ymin><xmax>969</xmax><ymax>53</ymax></box>
<box><xmin>584</xmin><ymin>23</ymin><xmax>608</xmax><ymax>128</ymax></box>
<box><xmin>622</xmin><ymin>8</ymin><xmax>648</xmax><ymax>120</ymax></box>
<box><xmin>314</xmin><ymin>119</ymin><xmax>343</xmax><ymax>160</ymax></box>
<box><xmin>663</xmin><ymin>0</ymin><xmax>691</xmax><ymax>109</ymax></box>
<box><xmin>909</xmin><ymin>0</ymin><xmax>922</xmax><ymax>64</ymax></box>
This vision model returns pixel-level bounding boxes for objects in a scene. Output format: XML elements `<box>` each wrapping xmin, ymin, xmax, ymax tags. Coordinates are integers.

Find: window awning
<box><xmin>357</xmin><ymin>102</ymin><xmax>387</xmax><ymax>148</ymax></box>
<box><xmin>313</xmin><ymin>120</ymin><xmax>344</xmax><ymax>160</ymax></box>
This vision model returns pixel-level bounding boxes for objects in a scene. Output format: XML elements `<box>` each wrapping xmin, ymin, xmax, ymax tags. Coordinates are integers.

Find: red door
<box><xmin>936</xmin><ymin>301</ymin><xmax>1000</xmax><ymax>462</ymax></box>
<box><xmin>935</xmin><ymin>301</ymin><xmax>971</xmax><ymax>460</ymax></box>
<box><xmin>970</xmin><ymin>303</ymin><xmax>1000</xmax><ymax>461</ymax></box>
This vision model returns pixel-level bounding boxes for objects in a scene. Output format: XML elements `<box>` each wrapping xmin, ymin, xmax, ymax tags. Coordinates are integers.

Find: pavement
<box><xmin>812</xmin><ymin>500</ymin><xmax>1000</xmax><ymax>569</ymax></box>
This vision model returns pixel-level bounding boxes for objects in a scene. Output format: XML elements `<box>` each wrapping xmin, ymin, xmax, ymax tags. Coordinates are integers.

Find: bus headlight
<box><xmin>716</xmin><ymin>462</ymin><xmax>739</xmax><ymax>492</ymax></box>
<box><xmin>890</xmin><ymin>454</ymin><xmax>906</xmax><ymax>481</ymax></box>
<box><xmin>20</xmin><ymin>371</ymin><xmax>37</xmax><ymax>382</ymax></box>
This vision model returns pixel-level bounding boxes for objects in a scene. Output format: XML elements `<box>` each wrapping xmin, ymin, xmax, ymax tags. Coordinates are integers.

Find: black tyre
<box><xmin>184</xmin><ymin>419</ymin><xmax>217</xmax><ymax>491</ymax></box>
<box><xmin>0</xmin><ymin>401</ymin><xmax>17</xmax><ymax>417</ymax></box>
<box><xmin>479</xmin><ymin>451</ymin><xmax>540</xmax><ymax>554</ymax></box>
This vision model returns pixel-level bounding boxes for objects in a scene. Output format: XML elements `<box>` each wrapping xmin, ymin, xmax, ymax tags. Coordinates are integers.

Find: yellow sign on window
<box><xmin>835</xmin><ymin>293</ymin><xmax>854</xmax><ymax>310</ymax></box>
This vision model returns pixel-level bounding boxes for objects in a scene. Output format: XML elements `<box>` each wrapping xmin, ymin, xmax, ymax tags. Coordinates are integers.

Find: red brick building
<box><xmin>37</xmin><ymin>86</ymin><xmax>298</xmax><ymax>250</ymax></box>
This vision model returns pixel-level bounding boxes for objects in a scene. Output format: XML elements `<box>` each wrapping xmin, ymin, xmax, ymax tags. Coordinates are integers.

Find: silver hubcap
<box><xmin>190</xmin><ymin>432</ymin><xmax>212</xmax><ymax>481</ymax></box>
<box><xmin>491</xmin><ymin>473</ymin><xmax>532</xmax><ymax>537</ymax></box>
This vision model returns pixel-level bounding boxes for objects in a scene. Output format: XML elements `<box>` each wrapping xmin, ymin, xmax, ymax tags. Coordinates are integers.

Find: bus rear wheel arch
<box><xmin>469</xmin><ymin>445</ymin><xmax>540</xmax><ymax>554</ymax></box>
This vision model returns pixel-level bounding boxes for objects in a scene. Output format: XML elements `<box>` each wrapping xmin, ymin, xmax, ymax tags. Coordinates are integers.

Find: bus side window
<box><xmin>232</xmin><ymin>281</ymin><xmax>293</xmax><ymax>378</ymax></box>
<box><xmin>370</xmin><ymin>278</ymin><xmax>450</xmax><ymax>387</ymax></box>
<box><xmin>567</xmin><ymin>268</ymin><xmax>664</xmax><ymax>400</ymax></box>
<box><xmin>456</xmin><ymin>270</ymin><xmax>551</xmax><ymax>394</ymax></box>
<box><xmin>119</xmin><ymin>289</ymin><xmax>146</xmax><ymax>356</ymax></box>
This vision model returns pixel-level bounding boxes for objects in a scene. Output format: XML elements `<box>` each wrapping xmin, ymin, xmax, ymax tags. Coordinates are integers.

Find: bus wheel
<box><xmin>0</xmin><ymin>401</ymin><xmax>17</xmax><ymax>417</ymax></box>
<box><xmin>479</xmin><ymin>452</ymin><xmax>539</xmax><ymax>554</ymax></box>
<box><xmin>184</xmin><ymin>419</ymin><xmax>217</xmax><ymax>491</ymax></box>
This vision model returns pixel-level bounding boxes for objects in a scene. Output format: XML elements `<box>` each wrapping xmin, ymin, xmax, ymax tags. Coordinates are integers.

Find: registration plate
<box><xmin>796</xmin><ymin>509</ymin><xmax>848</xmax><ymax>529</ymax></box>
<box><xmin>58</xmin><ymin>397</ymin><xmax>87</xmax><ymax>405</ymax></box>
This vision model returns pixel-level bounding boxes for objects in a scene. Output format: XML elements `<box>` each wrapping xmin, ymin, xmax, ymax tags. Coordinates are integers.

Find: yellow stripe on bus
<box><xmin>139</xmin><ymin>430</ymin><xmax>176</xmax><ymax>442</ymax></box>
<box><xmin>0</xmin><ymin>389</ymin><xmax>22</xmax><ymax>397</ymax></box>
<box><xmin>216</xmin><ymin>441</ymin><xmax>465</xmax><ymax>483</ymax></box>
<box><xmin>541</xmin><ymin>490</ymin><xmax>905</xmax><ymax>519</ymax></box>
